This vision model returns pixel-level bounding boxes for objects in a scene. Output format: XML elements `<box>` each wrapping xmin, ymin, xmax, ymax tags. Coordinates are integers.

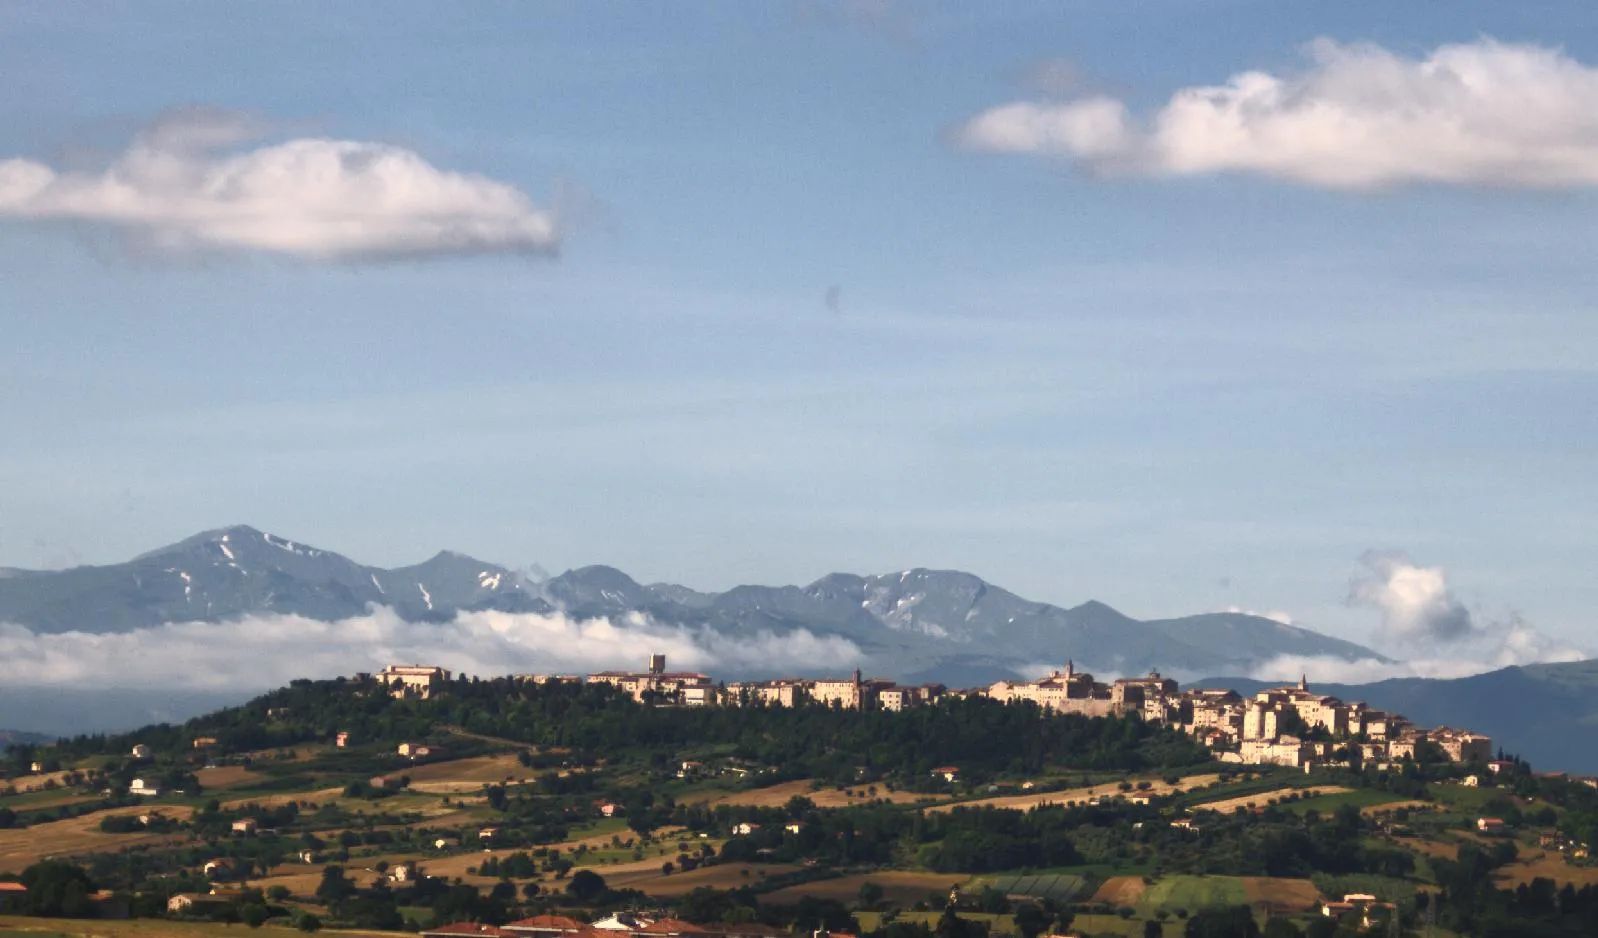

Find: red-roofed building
<box><xmin>639</xmin><ymin>919</ymin><xmax>709</xmax><ymax>936</ymax></box>
<box><xmin>504</xmin><ymin>915</ymin><xmax>588</xmax><ymax>937</ymax></box>
<box><xmin>0</xmin><ymin>881</ymin><xmax>27</xmax><ymax>912</ymax></box>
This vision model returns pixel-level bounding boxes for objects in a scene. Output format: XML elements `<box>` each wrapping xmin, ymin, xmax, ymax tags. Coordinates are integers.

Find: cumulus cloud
<box><xmin>0</xmin><ymin>107</ymin><xmax>561</xmax><ymax>261</ymax></box>
<box><xmin>0</xmin><ymin>607</ymin><xmax>863</xmax><ymax>691</ymax></box>
<box><xmin>1349</xmin><ymin>550</ymin><xmax>1475</xmax><ymax>643</ymax></box>
<box><xmin>1269</xmin><ymin>549</ymin><xmax>1590</xmax><ymax>684</ymax></box>
<box><xmin>956</xmin><ymin>38</ymin><xmax>1598</xmax><ymax>189</ymax></box>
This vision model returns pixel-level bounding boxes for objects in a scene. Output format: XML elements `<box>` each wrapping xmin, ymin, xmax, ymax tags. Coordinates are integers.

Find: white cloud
<box><xmin>957</xmin><ymin>38</ymin><xmax>1598</xmax><ymax>189</ymax></box>
<box><xmin>0</xmin><ymin>107</ymin><xmax>560</xmax><ymax>261</ymax></box>
<box><xmin>1349</xmin><ymin>550</ymin><xmax>1475</xmax><ymax>642</ymax></box>
<box><xmin>0</xmin><ymin>607</ymin><xmax>863</xmax><ymax>690</ymax></box>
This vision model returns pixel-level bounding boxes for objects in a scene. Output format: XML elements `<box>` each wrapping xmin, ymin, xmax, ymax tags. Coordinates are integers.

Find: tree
<box><xmin>1013</xmin><ymin>904</ymin><xmax>1049</xmax><ymax>938</ymax></box>
<box><xmin>314</xmin><ymin>866</ymin><xmax>355</xmax><ymax>908</ymax></box>
<box><xmin>298</xmin><ymin>912</ymin><xmax>322</xmax><ymax>933</ymax></box>
<box><xmin>1143</xmin><ymin>921</ymin><xmax>1164</xmax><ymax>938</ymax></box>
<box><xmin>1184</xmin><ymin>906</ymin><xmax>1258</xmax><ymax>938</ymax></box>
<box><xmin>565</xmin><ymin>868</ymin><xmax>607</xmax><ymax>904</ymax></box>
<box><xmin>859</xmin><ymin>881</ymin><xmax>886</xmax><ymax>908</ymax></box>
<box><xmin>242</xmin><ymin>903</ymin><xmax>270</xmax><ymax>928</ymax></box>
<box><xmin>1261</xmin><ymin>920</ymin><xmax>1301</xmax><ymax>938</ymax></box>
<box><xmin>19</xmin><ymin>860</ymin><xmax>96</xmax><ymax>918</ymax></box>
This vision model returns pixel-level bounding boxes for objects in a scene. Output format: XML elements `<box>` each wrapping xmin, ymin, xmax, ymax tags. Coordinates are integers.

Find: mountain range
<box><xmin>0</xmin><ymin>524</ymin><xmax>1386</xmax><ymax>684</ymax></box>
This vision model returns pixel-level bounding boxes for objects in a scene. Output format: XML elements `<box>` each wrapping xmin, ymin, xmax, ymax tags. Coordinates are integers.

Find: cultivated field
<box><xmin>974</xmin><ymin>871</ymin><xmax>1090</xmax><ymax>902</ymax></box>
<box><xmin>220</xmin><ymin>786</ymin><xmax>348</xmax><ymax>810</ymax></box>
<box><xmin>0</xmin><ymin>807</ymin><xmax>195</xmax><ymax>873</ymax></box>
<box><xmin>1494</xmin><ymin>851</ymin><xmax>1598</xmax><ymax>889</ymax></box>
<box><xmin>194</xmin><ymin>764</ymin><xmax>264</xmax><ymax>790</ymax></box>
<box><xmin>1242</xmin><ymin>877</ymin><xmax>1321</xmax><ymax>913</ymax></box>
<box><xmin>761</xmin><ymin>871</ymin><xmax>968</xmax><ymax>906</ymax></box>
<box><xmin>1138</xmin><ymin>875</ymin><xmax>1248</xmax><ymax>913</ymax></box>
<box><xmin>930</xmin><ymin>774</ymin><xmax>1221</xmax><ymax>815</ymax></box>
<box><xmin>401</xmin><ymin>754</ymin><xmax>533</xmax><ymax>792</ymax></box>
<box><xmin>1090</xmin><ymin>875</ymin><xmax>1146</xmax><ymax>907</ymax></box>
<box><xmin>1191</xmin><ymin>785</ymin><xmax>1350</xmax><ymax>815</ymax></box>
<box><xmin>608</xmin><ymin>861</ymin><xmax>801</xmax><ymax>897</ymax></box>
<box><xmin>684</xmin><ymin>779</ymin><xmax>937</xmax><ymax>809</ymax></box>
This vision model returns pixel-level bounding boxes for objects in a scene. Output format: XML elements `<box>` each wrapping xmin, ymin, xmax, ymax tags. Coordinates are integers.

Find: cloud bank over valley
<box><xmin>0</xmin><ymin>606</ymin><xmax>863</xmax><ymax>692</ymax></box>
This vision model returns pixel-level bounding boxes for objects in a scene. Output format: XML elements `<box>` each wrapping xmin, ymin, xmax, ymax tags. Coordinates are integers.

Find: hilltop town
<box><xmin>377</xmin><ymin>657</ymin><xmax>1495</xmax><ymax>774</ymax></box>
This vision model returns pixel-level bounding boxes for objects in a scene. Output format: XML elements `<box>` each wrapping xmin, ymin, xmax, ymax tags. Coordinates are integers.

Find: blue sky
<box><xmin>3</xmin><ymin>0</ymin><xmax>1597</xmax><ymax>662</ymax></box>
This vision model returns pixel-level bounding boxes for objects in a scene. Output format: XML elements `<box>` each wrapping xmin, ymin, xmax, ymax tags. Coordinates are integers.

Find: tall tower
<box><xmin>649</xmin><ymin>654</ymin><xmax>666</xmax><ymax>675</ymax></box>
<box><xmin>1299</xmin><ymin>673</ymin><xmax>1309</xmax><ymax>693</ymax></box>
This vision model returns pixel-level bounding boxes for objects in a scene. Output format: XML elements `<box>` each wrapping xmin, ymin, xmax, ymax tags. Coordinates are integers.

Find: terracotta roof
<box><xmin>505</xmin><ymin>916</ymin><xmax>588</xmax><ymax>932</ymax></box>
<box><xmin>0</xmin><ymin>882</ymin><xmax>28</xmax><ymax>892</ymax></box>
<box><xmin>639</xmin><ymin>920</ymin><xmax>709</xmax><ymax>935</ymax></box>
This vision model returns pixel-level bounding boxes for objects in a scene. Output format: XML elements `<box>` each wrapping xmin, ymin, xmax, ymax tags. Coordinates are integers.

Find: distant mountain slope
<box><xmin>0</xmin><ymin>525</ymin><xmax>528</xmax><ymax>632</ymax></box>
<box><xmin>0</xmin><ymin>728</ymin><xmax>55</xmax><ymax>750</ymax></box>
<box><xmin>0</xmin><ymin>526</ymin><xmax>1389</xmax><ymax>686</ymax></box>
<box><xmin>1196</xmin><ymin>659</ymin><xmax>1598</xmax><ymax>775</ymax></box>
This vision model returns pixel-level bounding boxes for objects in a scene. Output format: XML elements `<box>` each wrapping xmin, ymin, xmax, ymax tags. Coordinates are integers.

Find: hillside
<box><xmin>3</xmin><ymin>676</ymin><xmax>1598</xmax><ymax>938</ymax></box>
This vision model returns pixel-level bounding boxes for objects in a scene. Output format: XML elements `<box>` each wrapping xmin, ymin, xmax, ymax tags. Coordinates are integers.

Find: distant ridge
<box><xmin>0</xmin><ymin>525</ymin><xmax>1387</xmax><ymax>686</ymax></box>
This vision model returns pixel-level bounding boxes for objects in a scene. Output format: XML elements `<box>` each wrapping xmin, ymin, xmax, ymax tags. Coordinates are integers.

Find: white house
<box><xmin>130</xmin><ymin>744</ymin><xmax>152</xmax><ymax>759</ymax></box>
<box><xmin>129</xmin><ymin>778</ymin><xmax>161</xmax><ymax>797</ymax></box>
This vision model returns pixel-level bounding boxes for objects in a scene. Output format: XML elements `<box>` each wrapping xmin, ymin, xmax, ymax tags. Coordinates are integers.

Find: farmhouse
<box><xmin>128</xmin><ymin>778</ymin><xmax>160</xmax><ymax>797</ymax></box>
<box><xmin>0</xmin><ymin>882</ymin><xmax>26</xmax><ymax>912</ymax></box>
<box><xmin>230</xmin><ymin>818</ymin><xmax>257</xmax><ymax>834</ymax></box>
<box><xmin>130</xmin><ymin>743</ymin><xmax>152</xmax><ymax>759</ymax></box>
<box><xmin>202</xmin><ymin>858</ymin><xmax>233</xmax><ymax>878</ymax></box>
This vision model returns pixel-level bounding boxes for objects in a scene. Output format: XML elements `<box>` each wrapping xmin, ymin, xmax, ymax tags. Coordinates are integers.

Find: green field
<box><xmin>1283</xmin><ymin>788</ymin><xmax>1410</xmax><ymax>814</ymax></box>
<box><xmin>1139</xmin><ymin>875</ymin><xmax>1248</xmax><ymax>913</ymax></box>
